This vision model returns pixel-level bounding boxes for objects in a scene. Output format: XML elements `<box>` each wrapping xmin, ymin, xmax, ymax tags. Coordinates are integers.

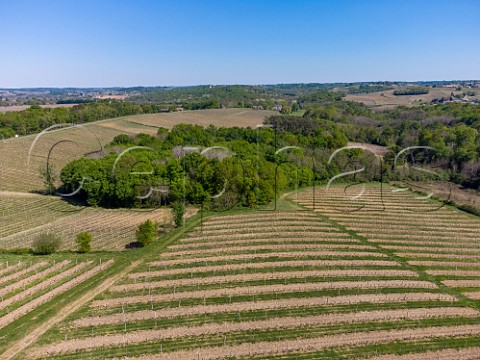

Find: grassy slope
<box><xmin>10</xmin><ymin>184</ymin><xmax>480</xmax><ymax>359</ymax></box>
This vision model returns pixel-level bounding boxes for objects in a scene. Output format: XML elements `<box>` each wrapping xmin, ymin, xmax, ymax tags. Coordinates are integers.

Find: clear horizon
<box><xmin>1</xmin><ymin>79</ymin><xmax>480</xmax><ymax>90</ymax></box>
<box><xmin>1</xmin><ymin>0</ymin><xmax>479</xmax><ymax>88</ymax></box>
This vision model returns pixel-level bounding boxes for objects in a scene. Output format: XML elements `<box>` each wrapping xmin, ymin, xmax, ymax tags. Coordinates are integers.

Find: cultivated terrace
<box><xmin>1</xmin><ymin>184</ymin><xmax>480</xmax><ymax>359</ymax></box>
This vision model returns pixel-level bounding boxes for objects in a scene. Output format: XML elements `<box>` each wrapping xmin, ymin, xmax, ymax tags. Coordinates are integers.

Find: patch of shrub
<box><xmin>32</xmin><ymin>233</ymin><xmax>62</xmax><ymax>255</ymax></box>
<box><xmin>75</xmin><ymin>232</ymin><xmax>92</xmax><ymax>253</ymax></box>
<box><xmin>136</xmin><ymin>219</ymin><xmax>156</xmax><ymax>247</ymax></box>
<box><xmin>171</xmin><ymin>201</ymin><xmax>185</xmax><ymax>227</ymax></box>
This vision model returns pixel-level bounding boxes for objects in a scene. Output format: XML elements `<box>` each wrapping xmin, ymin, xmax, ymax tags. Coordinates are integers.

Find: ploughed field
<box><xmin>13</xmin><ymin>184</ymin><xmax>480</xmax><ymax>359</ymax></box>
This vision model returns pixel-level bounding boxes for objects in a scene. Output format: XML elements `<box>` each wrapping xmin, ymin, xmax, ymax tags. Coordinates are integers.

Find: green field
<box><xmin>1</xmin><ymin>184</ymin><xmax>480</xmax><ymax>359</ymax></box>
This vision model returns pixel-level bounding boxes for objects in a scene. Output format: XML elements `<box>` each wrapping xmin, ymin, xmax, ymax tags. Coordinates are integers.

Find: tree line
<box><xmin>393</xmin><ymin>87</ymin><xmax>429</xmax><ymax>95</ymax></box>
<box><xmin>0</xmin><ymin>101</ymin><xmax>167</xmax><ymax>139</ymax></box>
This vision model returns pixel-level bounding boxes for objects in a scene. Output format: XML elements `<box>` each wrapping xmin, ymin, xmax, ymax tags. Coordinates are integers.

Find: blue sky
<box><xmin>1</xmin><ymin>0</ymin><xmax>479</xmax><ymax>87</ymax></box>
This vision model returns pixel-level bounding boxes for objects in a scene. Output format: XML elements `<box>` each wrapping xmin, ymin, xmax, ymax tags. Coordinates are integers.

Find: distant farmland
<box><xmin>345</xmin><ymin>87</ymin><xmax>478</xmax><ymax>110</ymax></box>
<box><xmin>0</xmin><ymin>104</ymin><xmax>78</xmax><ymax>113</ymax></box>
<box><xmin>121</xmin><ymin>108</ymin><xmax>276</xmax><ymax>129</ymax></box>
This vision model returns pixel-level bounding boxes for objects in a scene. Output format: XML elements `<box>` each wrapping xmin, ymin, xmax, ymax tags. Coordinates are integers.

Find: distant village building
<box><xmin>432</xmin><ymin>95</ymin><xmax>477</xmax><ymax>105</ymax></box>
<box><xmin>272</xmin><ymin>103</ymin><xmax>283</xmax><ymax>111</ymax></box>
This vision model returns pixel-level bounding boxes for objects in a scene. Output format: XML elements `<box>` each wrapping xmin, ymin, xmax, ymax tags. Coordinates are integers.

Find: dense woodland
<box><xmin>59</xmin><ymin>125</ymin><xmax>325</xmax><ymax>218</ymax></box>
